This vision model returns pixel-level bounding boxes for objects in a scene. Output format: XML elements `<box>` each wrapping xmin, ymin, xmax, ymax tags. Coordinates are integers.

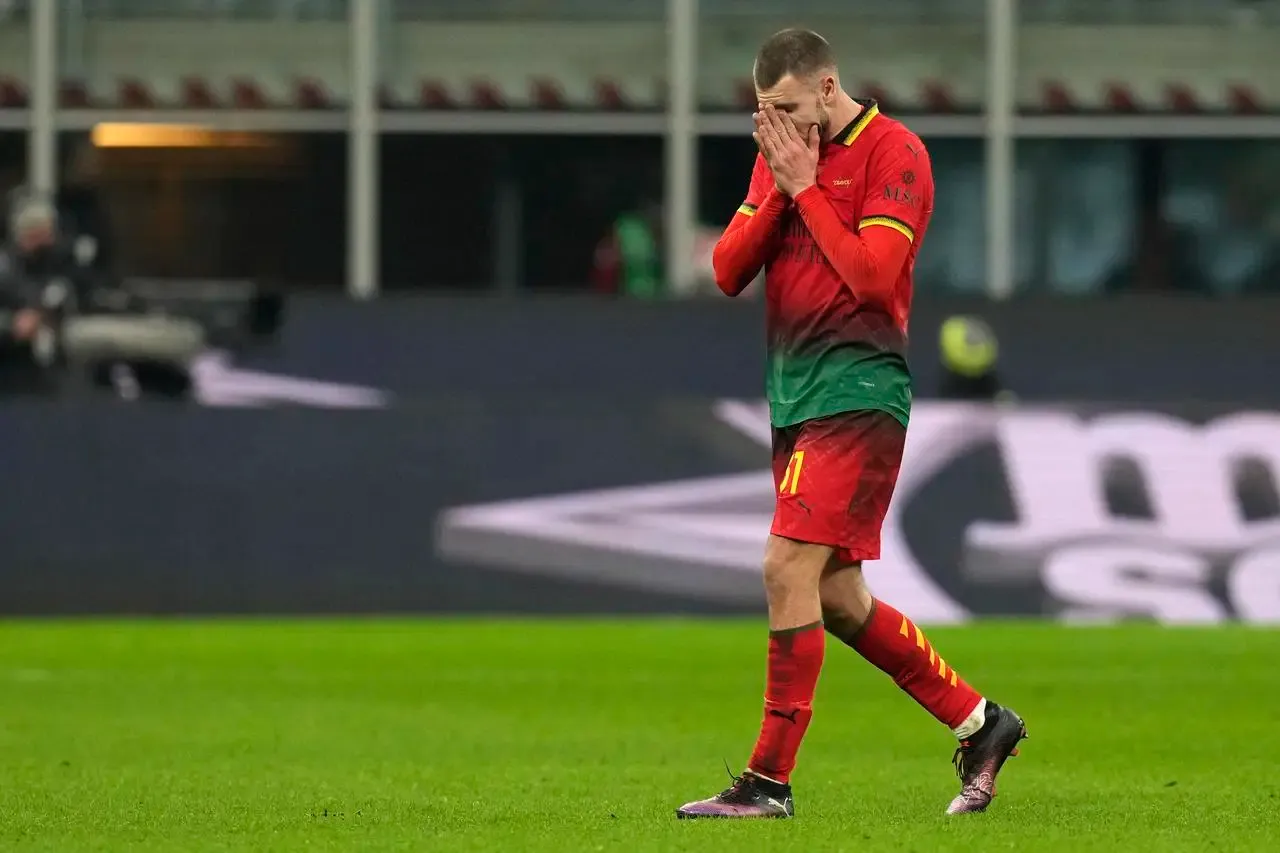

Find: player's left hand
<box><xmin>754</xmin><ymin>105</ymin><xmax>819</xmax><ymax>198</ymax></box>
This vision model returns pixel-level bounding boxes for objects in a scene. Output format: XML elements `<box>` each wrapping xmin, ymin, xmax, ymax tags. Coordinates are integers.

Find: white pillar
<box><xmin>664</xmin><ymin>0</ymin><xmax>698</xmax><ymax>296</ymax></box>
<box><xmin>347</xmin><ymin>0</ymin><xmax>379</xmax><ymax>299</ymax></box>
<box><xmin>29</xmin><ymin>0</ymin><xmax>58</xmax><ymax>198</ymax></box>
<box><xmin>985</xmin><ymin>0</ymin><xmax>1017</xmax><ymax>299</ymax></box>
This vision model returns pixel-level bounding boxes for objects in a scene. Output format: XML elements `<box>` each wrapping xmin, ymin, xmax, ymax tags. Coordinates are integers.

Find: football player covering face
<box><xmin>677</xmin><ymin>27</ymin><xmax>1028</xmax><ymax>822</ymax></box>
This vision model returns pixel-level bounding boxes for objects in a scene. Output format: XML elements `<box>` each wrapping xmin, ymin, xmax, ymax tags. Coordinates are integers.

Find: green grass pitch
<box><xmin>0</xmin><ymin>619</ymin><xmax>1276</xmax><ymax>851</ymax></box>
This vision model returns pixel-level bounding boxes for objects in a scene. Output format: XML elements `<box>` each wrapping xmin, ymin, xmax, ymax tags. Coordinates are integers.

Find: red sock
<box><xmin>852</xmin><ymin>600</ymin><xmax>982</xmax><ymax>730</ymax></box>
<box><xmin>746</xmin><ymin>621</ymin><xmax>825</xmax><ymax>784</ymax></box>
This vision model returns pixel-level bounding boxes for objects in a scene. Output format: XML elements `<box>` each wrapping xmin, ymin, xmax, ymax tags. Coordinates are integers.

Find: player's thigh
<box><xmin>771</xmin><ymin>408</ymin><xmax>906</xmax><ymax>562</ymax></box>
<box><xmin>768</xmin><ymin>426</ymin><xmax>829</xmax><ymax>594</ymax></box>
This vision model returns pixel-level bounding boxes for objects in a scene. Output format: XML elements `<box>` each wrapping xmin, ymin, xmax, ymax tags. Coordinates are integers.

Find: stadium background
<box><xmin>0</xmin><ymin>2</ymin><xmax>1277</xmax><ymax>850</ymax></box>
<box><xmin>0</xmin><ymin>0</ymin><xmax>1276</xmax><ymax>621</ymax></box>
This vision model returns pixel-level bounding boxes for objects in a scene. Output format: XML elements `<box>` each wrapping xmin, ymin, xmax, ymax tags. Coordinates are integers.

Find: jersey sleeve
<box><xmin>737</xmin><ymin>153</ymin><xmax>775</xmax><ymax>217</ymax></box>
<box><xmin>714</xmin><ymin>153</ymin><xmax>787</xmax><ymax>296</ymax></box>
<box><xmin>858</xmin><ymin>133</ymin><xmax>933</xmax><ymax>244</ymax></box>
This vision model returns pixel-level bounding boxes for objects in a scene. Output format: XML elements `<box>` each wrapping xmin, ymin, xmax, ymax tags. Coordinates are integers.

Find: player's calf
<box><xmin>746</xmin><ymin>537</ymin><xmax>829</xmax><ymax>782</ymax></box>
<box><xmin>820</xmin><ymin>568</ymin><xmax>1028</xmax><ymax>813</ymax></box>
<box><xmin>676</xmin><ymin>536</ymin><xmax>829</xmax><ymax>819</ymax></box>
<box><xmin>821</xmin><ymin>572</ymin><xmax>986</xmax><ymax>733</ymax></box>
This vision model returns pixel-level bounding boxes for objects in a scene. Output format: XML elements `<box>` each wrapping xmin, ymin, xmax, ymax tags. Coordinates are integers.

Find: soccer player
<box><xmin>676</xmin><ymin>29</ymin><xmax>1026</xmax><ymax>820</ymax></box>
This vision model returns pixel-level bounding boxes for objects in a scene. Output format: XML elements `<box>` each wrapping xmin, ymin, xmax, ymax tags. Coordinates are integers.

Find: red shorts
<box><xmin>770</xmin><ymin>408</ymin><xmax>906</xmax><ymax>563</ymax></box>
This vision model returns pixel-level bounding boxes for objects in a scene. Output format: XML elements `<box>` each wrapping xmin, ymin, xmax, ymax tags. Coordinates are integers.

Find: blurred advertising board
<box><xmin>3</xmin><ymin>294</ymin><xmax>1279</xmax><ymax>619</ymax></box>
<box><xmin>438</xmin><ymin>400</ymin><xmax>1280</xmax><ymax>625</ymax></box>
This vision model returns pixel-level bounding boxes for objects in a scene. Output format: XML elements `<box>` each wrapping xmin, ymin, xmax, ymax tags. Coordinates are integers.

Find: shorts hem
<box><xmin>770</xmin><ymin>527</ymin><xmax>880</xmax><ymax>563</ymax></box>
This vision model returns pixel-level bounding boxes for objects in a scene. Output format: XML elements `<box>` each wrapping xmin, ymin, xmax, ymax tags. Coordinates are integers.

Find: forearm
<box><xmin>793</xmin><ymin>186</ymin><xmax>908</xmax><ymax>305</ymax></box>
<box><xmin>711</xmin><ymin>190</ymin><xmax>788</xmax><ymax>296</ymax></box>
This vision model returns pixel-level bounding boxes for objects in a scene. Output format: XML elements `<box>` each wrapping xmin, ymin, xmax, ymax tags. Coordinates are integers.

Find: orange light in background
<box><xmin>91</xmin><ymin>124</ymin><xmax>212</xmax><ymax>147</ymax></box>
<box><xmin>90</xmin><ymin>124</ymin><xmax>274</xmax><ymax>149</ymax></box>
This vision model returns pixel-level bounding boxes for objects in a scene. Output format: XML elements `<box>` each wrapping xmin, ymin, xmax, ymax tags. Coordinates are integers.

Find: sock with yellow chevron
<box><xmin>847</xmin><ymin>599</ymin><xmax>984</xmax><ymax>735</ymax></box>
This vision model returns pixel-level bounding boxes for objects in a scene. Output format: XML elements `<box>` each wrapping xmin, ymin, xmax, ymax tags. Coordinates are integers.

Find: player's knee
<box><xmin>761</xmin><ymin>537</ymin><xmax>826</xmax><ymax>607</ymax></box>
<box><xmin>761</xmin><ymin>549</ymin><xmax>794</xmax><ymax>606</ymax></box>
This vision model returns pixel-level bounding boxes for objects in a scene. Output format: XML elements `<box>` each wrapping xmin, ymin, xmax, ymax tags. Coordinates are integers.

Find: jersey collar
<box><xmin>836</xmin><ymin>99</ymin><xmax>880</xmax><ymax>147</ymax></box>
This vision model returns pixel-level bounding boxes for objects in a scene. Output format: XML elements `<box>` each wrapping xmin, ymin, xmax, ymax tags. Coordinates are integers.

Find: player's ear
<box><xmin>820</xmin><ymin>74</ymin><xmax>837</xmax><ymax>103</ymax></box>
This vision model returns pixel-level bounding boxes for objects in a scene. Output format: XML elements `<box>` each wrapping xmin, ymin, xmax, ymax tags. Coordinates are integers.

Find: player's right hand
<box><xmin>752</xmin><ymin>109</ymin><xmax>779</xmax><ymax>186</ymax></box>
<box><xmin>753</xmin><ymin>105</ymin><xmax>819</xmax><ymax>198</ymax></box>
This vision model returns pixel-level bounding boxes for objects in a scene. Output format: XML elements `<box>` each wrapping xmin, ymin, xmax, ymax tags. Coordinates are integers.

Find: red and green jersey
<box><xmin>739</xmin><ymin>102</ymin><xmax>934</xmax><ymax>428</ymax></box>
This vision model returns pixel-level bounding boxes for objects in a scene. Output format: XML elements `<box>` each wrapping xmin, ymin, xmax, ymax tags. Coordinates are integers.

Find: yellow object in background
<box><xmin>939</xmin><ymin>315</ymin><xmax>999</xmax><ymax>379</ymax></box>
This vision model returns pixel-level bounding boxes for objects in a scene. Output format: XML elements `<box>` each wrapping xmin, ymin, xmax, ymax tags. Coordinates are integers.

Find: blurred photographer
<box><xmin>0</xmin><ymin>196</ymin><xmax>71</xmax><ymax>393</ymax></box>
<box><xmin>0</xmin><ymin>192</ymin><xmax>206</xmax><ymax>400</ymax></box>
